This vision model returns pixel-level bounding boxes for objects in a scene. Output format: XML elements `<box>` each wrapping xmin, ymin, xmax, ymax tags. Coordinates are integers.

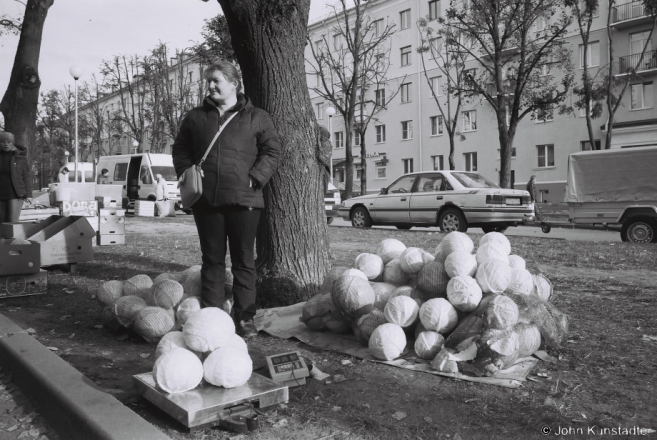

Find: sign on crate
<box><xmin>59</xmin><ymin>200</ymin><xmax>98</xmax><ymax>217</ymax></box>
<box><xmin>0</xmin><ymin>270</ymin><xmax>47</xmax><ymax>299</ymax></box>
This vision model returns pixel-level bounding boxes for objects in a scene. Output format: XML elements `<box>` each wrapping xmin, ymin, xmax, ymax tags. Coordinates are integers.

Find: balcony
<box><xmin>611</xmin><ymin>2</ymin><xmax>653</xmax><ymax>28</ymax></box>
<box><xmin>616</xmin><ymin>49</ymin><xmax>657</xmax><ymax>76</ymax></box>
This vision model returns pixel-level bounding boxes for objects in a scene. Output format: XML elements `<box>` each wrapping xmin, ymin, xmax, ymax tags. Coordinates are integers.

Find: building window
<box><xmin>429</xmin><ymin>0</ymin><xmax>440</xmax><ymax>20</ymax></box>
<box><xmin>631</xmin><ymin>82</ymin><xmax>654</xmax><ymax>109</ymax></box>
<box><xmin>354</xmin><ymin>130</ymin><xmax>361</xmax><ymax>147</ymax></box>
<box><xmin>376</xmin><ymin>88</ymin><xmax>386</xmax><ymax>106</ymax></box>
<box><xmin>432</xmin><ymin>155</ymin><xmax>444</xmax><ymax>170</ymax></box>
<box><xmin>334</xmin><ymin>168</ymin><xmax>345</xmax><ymax>183</ymax></box>
<box><xmin>462</xmin><ymin>110</ymin><xmax>477</xmax><ymax>132</ymax></box>
<box><xmin>373</xmin><ymin>19</ymin><xmax>384</xmax><ymax>37</ymax></box>
<box><xmin>376</xmin><ymin>160</ymin><xmax>387</xmax><ymax>178</ymax></box>
<box><xmin>430</xmin><ymin>76</ymin><xmax>442</xmax><ymax>96</ymax></box>
<box><xmin>401</xmin><ymin>46</ymin><xmax>412</xmax><ymax>66</ymax></box>
<box><xmin>400</xmin><ymin>9</ymin><xmax>411</xmax><ymax>30</ymax></box>
<box><xmin>315</xmin><ymin>39</ymin><xmax>324</xmax><ymax>51</ymax></box>
<box><xmin>333</xmin><ymin>34</ymin><xmax>343</xmax><ymax>50</ymax></box>
<box><xmin>316</xmin><ymin>103</ymin><xmax>323</xmax><ymax>119</ymax></box>
<box><xmin>356</xmin><ymin>168</ymin><xmax>363</xmax><ymax>180</ymax></box>
<box><xmin>376</xmin><ymin>124</ymin><xmax>386</xmax><ymax>143</ymax></box>
<box><xmin>462</xmin><ymin>68</ymin><xmax>477</xmax><ymax>86</ymax></box>
<box><xmin>403</xmin><ymin>158</ymin><xmax>414</xmax><ymax>174</ymax></box>
<box><xmin>430</xmin><ymin>115</ymin><xmax>444</xmax><ymax>135</ymax></box>
<box><xmin>631</xmin><ymin>30</ymin><xmax>653</xmax><ymax>56</ymax></box>
<box><xmin>537</xmin><ymin>144</ymin><xmax>555</xmax><ymax>167</ymax></box>
<box><xmin>579</xmin><ymin>41</ymin><xmax>600</xmax><ymax>68</ymax></box>
<box><xmin>581</xmin><ymin>140</ymin><xmax>601</xmax><ymax>151</ymax></box>
<box><xmin>401</xmin><ymin>120</ymin><xmax>413</xmax><ymax>140</ymax></box>
<box><xmin>315</xmin><ymin>72</ymin><xmax>321</xmax><ymax>87</ymax></box>
<box><xmin>535</xmin><ymin>107</ymin><xmax>554</xmax><ymax>123</ymax></box>
<box><xmin>464</xmin><ymin>152</ymin><xmax>477</xmax><ymax>172</ymax></box>
<box><xmin>334</xmin><ymin>131</ymin><xmax>344</xmax><ymax>149</ymax></box>
<box><xmin>401</xmin><ymin>83</ymin><xmax>412</xmax><ymax>103</ymax></box>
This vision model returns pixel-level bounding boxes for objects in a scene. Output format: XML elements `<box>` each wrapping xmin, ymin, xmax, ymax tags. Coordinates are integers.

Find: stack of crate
<box><xmin>134</xmin><ymin>200</ymin><xmax>155</xmax><ymax>217</ymax></box>
<box><xmin>98</xmin><ymin>208</ymin><xmax>126</xmax><ymax>245</ymax></box>
<box><xmin>0</xmin><ymin>231</ymin><xmax>47</xmax><ymax>299</ymax></box>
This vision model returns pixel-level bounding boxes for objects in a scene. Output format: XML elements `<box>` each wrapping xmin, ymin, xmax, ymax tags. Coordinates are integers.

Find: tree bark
<box><xmin>217</xmin><ymin>0</ymin><xmax>332</xmax><ymax>307</ymax></box>
<box><xmin>0</xmin><ymin>0</ymin><xmax>54</xmax><ymax>154</ymax></box>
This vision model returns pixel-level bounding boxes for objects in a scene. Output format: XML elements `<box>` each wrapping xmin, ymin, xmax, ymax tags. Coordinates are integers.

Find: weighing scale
<box><xmin>264</xmin><ymin>351</ymin><xmax>310</xmax><ymax>388</ymax></box>
<box><xmin>133</xmin><ymin>372</ymin><xmax>288</xmax><ymax>433</ymax></box>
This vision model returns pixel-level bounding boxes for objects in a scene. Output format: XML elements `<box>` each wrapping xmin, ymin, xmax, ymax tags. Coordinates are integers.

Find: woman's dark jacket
<box><xmin>172</xmin><ymin>94</ymin><xmax>280</xmax><ymax>209</ymax></box>
<box><xmin>0</xmin><ymin>145</ymin><xmax>31</xmax><ymax>200</ymax></box>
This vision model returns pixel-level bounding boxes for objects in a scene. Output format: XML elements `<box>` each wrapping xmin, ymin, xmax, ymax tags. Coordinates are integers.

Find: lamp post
<box><xmin>132</xmin><ymin>140</ymin><xmax>139</xmax><ymax>154</ymax></box>
<box><xmin>69</xmin><ymin>65</ymin><xmax>83</xmax><ymax>183</ymax></box>
<box><xmin>326</xmin><ymin>106</ymin><xmax>336</xmax><ymax>183</ymax></box>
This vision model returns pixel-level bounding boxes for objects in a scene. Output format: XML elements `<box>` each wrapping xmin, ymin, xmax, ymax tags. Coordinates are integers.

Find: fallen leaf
<box><xmin>332</xmin><ymin>406</ymin><xmax>341</xmax><ymax>412</ymax></box>
<box><xmin>47</xmin><ymin>347</ymin><xmax>58</xmax><ymax>351</ymax></box>
<box><xmin>6</xmin><ymin>425</ymin><xmax>18</xmax><ymax>432</ymax></box>
<box><xmin>25</xmin><ymin>328</ymin><xmax>36</xmax><ymax>335</ymax></box>
<box><xmin>340</xmin><ymin>360</ymin><xmax>352</xmax><ymax>365</ymax></box>
<box><xmin>279</xmin><ymin>404</ymin><xmax>288</xmax><ymax>409</ymax></box>
<box><xmin>272</xmin><ymin>419</ymin><xmax>288</xmax><ymax>428</ymax></box>
<box><xmin>68</xmin><ymin>334</ymin><xmax>75</xmax><ymax>339</ymax></box>
<box><xmin>642</xmin><ymin>335</ymin><xmax>657</xmax><ymax>342</ymax></box>
<box><xmin>362</xmin><ymin>403</ymin><xmax>370</xmax><ymax>409</ymax></box>
<box><xmin>28</xmin><ymin>428</ymin><xmax>39</xmax><ymax>437</ymax></box>
<box><xmin>139</xmin><ymin>353</ymin><xmax>150</xmax><ymax>359</ymax></box>
<box><xmin>60</xmin><ymin>315</ymin><xmax>71</xmax><ymax>320</ymax></box>
<box><xmin>333</xmin><ymin>374</ymin><xmax>347</xmax><ymax>383</ymax></box>
<box><xmin>93</xmin><ymin>325</ymin><xmax>103</xmax><ymax>329</ymax></box>
<box><xmin>424</xmin><ymin>416</ymin><xmax>432</xmax><ymax>423</ymax></box>
<box><xmin>392</xmin><ymin>411</ymin><xmax>407</xmax><ymax>421</ymax></box>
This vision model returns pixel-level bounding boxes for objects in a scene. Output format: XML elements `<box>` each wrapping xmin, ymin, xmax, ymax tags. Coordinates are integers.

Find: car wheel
<box><xmin>439</xmin><ymin>208</ymin><xmax>468</xmax><ymax>233</ymax></box>
<box><xmin>396</xmin><ymin>225</ymin><xmax>412</xmax><ymax>230</ymax></box>
<box><xmin>621</xmin><ymin>217</ymin><xmax>656</xmax><ymax>243</ymax></box>
<box><xmin>327</xmin><ymin>216</ymin><xmax>334</xmax><ymax>225</ymax></box>
<box><xmin>351</xmin><ymin>207</ymin><xmax>372</xmax><ymax>228</ymax></box>
<box><xmin>540</xmin><ymin>223</ymin><xmax>551</xmax><ymax>234</ymax></box>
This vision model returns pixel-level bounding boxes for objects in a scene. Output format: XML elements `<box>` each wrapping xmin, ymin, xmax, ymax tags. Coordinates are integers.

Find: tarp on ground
<box><xmin>565</xmin><ymin>146</ymin><xmax>657</xmax><ymax>203</ymax></box>
<box><xmin>254</xmin><ymin>302</ymin><xmax>539</xmax><ymax>389</ymax></box>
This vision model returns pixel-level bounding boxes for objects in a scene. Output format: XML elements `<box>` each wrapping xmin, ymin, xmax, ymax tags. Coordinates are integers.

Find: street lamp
<box><xmin>326</xmin><ymin>106</ymin><xmax>336</xmax><ymax>183</ymax></box>
<box><xmin>132</xmin><ymin>140</ymin><xmax>139</xmax><ymax>154</ymax></box>
<box><xmin>69</xmin><ymin>65</ymin><xmax>83</xmax><ymax>183</ymax></box>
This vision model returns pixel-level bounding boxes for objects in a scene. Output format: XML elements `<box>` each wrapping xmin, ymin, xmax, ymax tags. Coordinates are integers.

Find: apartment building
<box><xmin>76</xmin><ymin>54</ymin><xmax>205</xmax><ymax>157</ymax></box>
<box><xmin>306</xmin><ymin>0</ymin><xmax>657</xmax><ymax>202</ymax></box>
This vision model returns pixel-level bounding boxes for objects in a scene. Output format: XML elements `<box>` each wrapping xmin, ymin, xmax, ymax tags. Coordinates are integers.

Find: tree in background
<box><xmin>208</xmin><ymin>0</ymin><xmax>332</xmax><ymax>305</ymax></box>
<box><xmin>442</xmin><ymin>0</ymin><xmax>574</xmax><ymax>188</ymax></box>
<box><xmin>417</xmin><ymin>17</ymin><xmax>472</xmax><ymax>170</ymax></box>
<box><xmin>308</xmin><ymin>0</ymin><xmax>397</xmax><ymax>199</ymax></box>
<box><xmin>0</xmin><ymin>0</ymin><xmax>54</xmax><ymax>160</ymax></box>
<box><xmin>193</xmin><ymin>13</ymin><xmax>236</xmax><ymax>65</ymax></box>
<box><xmin>100</xmin><ymin>54</ymin><xmax>150</xmax><ymax>150</ymax></box>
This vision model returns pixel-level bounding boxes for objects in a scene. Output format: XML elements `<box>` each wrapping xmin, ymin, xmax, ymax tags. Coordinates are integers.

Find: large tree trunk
<box><xmin>360</xmin><ymin>137</ymin><xmax>367</xmax><ymax>195</ymax></box>
<box><xmin>0</xmin><ymin>0</ymin><xmax>54</xmax><ymax>154</ymax></box>
<box><xmin>217</xmin><ymin>0</ymin><xmax>332</xmax><ymax>307</ymax></box>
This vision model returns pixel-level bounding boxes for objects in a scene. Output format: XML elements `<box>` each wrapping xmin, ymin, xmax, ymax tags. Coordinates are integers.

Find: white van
<box><xmin>96</xmin><ymin>153</ymin><xmax>183</xmax><ymax>211</ymax></box>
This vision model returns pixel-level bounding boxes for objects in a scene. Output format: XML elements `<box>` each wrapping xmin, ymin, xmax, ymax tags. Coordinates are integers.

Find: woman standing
<box><xmin>172</xmin><ymin>62</ymin><xmax>280</xmax><ymax>338</ymax></box>
<box><xmin>0</xmin><ymin>132</ymin><xmax>31</xmax><ymax>223</ymax></box>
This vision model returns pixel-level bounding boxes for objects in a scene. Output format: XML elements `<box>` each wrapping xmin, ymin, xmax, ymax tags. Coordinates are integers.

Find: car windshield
<box><xmin>450</xmin><ymin>172</ymin><xmax>499</xmax><ymax>188</ymax></box>
<box><xmin>151</xmin><ymin>166</ymin><xmax>177</xmax><ymax>181</ymax></box>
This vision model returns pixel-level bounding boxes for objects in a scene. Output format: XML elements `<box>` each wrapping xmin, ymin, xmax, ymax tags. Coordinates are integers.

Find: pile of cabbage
<box><xmin>301</xmin><ymin>232</ymin><xmax>568</xmax><ymax>377</ymax></box>
<box><xmin>96</xmin><ymin>265</ymin><xmax>233</xmax><ymax>343</ymax></box>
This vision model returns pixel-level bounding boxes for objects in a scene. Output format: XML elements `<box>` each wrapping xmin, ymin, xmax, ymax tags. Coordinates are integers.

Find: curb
<box><xmin>0</xmin><ymin>313</ymin><xmax>171</xmax><ymax>440</ymax></box>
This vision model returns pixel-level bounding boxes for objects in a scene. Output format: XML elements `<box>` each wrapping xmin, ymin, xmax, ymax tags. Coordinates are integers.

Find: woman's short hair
<box><xmin>203</xmin><ymin>61</ymin><xmax>242</xmax><ymax>92</ymax></box>
<box><xmin>101</xmin><ymin>168</ymin><xmax>109</xmax><ymax>174</ymax></box>
<box><xmin>62</xmin><ymin>167</ymin><xmax>69</xmax><ymax>173</ymax></box>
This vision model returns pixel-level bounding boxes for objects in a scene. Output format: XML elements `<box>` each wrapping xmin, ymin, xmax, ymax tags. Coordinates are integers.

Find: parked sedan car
<box><xmin>337</xmin><ymin>170</ymin><xmax>534</xmax><ymax>232</ymax></box>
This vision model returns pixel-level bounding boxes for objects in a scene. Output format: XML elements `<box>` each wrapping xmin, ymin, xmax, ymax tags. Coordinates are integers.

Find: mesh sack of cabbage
<box><xmin>505</xmin><ymin>292</ymin><xmax>568</xmax><ymax>348</ymax></box>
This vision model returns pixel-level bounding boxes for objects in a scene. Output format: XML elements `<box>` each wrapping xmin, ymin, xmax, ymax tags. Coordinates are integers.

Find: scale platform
<box><xmin>133</xmin><ymin>372</ymin><xmax>289</xmax><ymax>431</ymax></box>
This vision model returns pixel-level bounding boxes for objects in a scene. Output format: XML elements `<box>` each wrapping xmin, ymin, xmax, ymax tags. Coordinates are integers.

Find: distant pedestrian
<box><xmin>155</xmin><ymin>174</ymin><xmax>169</xmax><ymax>218</ymax></box>
<box><xmin>97</xmin><ymin>168</ymin><xmax>110</xmax><ymax>184</ymax></box>
<box><xmin>526</xmin><ymin>175</ymin><xmax>538</xmax><ymax>219</ymax></box>
<box><xmin>58</xmin><ymin>167</ymin><xmax>70</xmax><ymax>183</ymax></box>
<box><xmin>0</xmin><ymin>131</ymin><xmax>31</xmax><ymax>223</ymax></box>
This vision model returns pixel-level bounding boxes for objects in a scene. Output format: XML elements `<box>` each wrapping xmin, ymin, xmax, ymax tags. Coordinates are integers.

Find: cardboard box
<box><xmin>57</xmin><ymin>200</ymin><xmax>99</xmax><ymax>217</ymax></box>
<box><xmin>99</xmin><ymin>223</ymin><xmax>125</xmax><ymax>235</ymax></box>
<box><xmin>1</xmin><ymin>217</ymin><xmax>60</xmax><ymax>239</ymax></box>
<box><xmin>97</xmin><ymin>234</ymin><xmax>125</xmax><ymax>246</ymax></box>
<box><xmin>48</xmin><ymin>183</ymin><xmax>96</xmax><ymax>204</ymax></box>
<box><xmin>99</xmin><ymin>208</ymin><xmax>126</xmax><ymax>217</ymax></box>
<box><xmin>95</xmin><ymin>184</ymin><xmax>123</xmax><ymax>200</ymax></box>
<box><xmin>100</xmin><ymin>215</ymin><xmax>125</xmax><ymax>225</ymax></box>
<box><xmin>0</xmin><ymin>270</ymin><xmax>47</xmax><ymax>299</ymax></box>
<box><xmin>85</xmin><ymin>216</ymin><xmax>99</xmax><ymax>233</ymax></box>
<box><xmin>39</xmin><ymin>238</ymin><xmax>93</xmax><ymax>266</ymax></box>
<box><xmin>27</xmin><ymin>216</ymin><xmax>96</xmax><ymax>243</ymax></box>
<box><xmin>0</xmin><ymin>240</ymin><xmax>40</xmax><ymax>276</ymax></box>
<box><xmin>95</xmin><ymin>196</ymin><xmax>117</xmax><ymax>209</ymax></box>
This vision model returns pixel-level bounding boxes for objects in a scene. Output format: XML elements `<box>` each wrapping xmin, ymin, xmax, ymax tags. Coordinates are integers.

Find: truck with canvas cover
<box><xmin>96</xmin><ymin>154</ymin><xmax>184</xmax><ymax>212</ymax></box>
<box><xmin>565</xmin><ymin>146</ymin><xmax>657</xmax><ymax>243</ymax></box>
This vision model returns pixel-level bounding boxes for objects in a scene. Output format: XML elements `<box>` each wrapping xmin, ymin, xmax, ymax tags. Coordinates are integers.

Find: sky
<box><xmin>0</xmin><ymin>0</ymin><xmax>336</xmax><ymax>96</ymax></box>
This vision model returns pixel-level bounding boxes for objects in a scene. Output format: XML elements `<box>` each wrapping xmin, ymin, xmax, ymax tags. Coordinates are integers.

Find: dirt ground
<box><xmin>1</xmin><ymin>216</ymin><xmax>656</xmax><ymax>439</ymax></box>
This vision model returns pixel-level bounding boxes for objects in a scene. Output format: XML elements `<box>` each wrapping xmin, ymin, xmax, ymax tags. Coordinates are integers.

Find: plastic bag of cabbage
<box><xmin>300</xmin><ymin>232</ymin><xmax>568</xmax><ymax>377</ymax></box>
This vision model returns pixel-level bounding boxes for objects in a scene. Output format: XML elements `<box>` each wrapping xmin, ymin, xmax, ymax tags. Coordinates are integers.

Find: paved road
<box><xmin>329</xmin><ymin>217</ymin><xmax>623</xmax><ymax>242</ymax></box>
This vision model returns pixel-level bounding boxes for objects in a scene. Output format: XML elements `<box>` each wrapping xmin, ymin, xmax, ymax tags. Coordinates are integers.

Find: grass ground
<box><xmin>1</xmin><ymin>216</ymin><xmax>656</xmax><ymax>439</ymax></box>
